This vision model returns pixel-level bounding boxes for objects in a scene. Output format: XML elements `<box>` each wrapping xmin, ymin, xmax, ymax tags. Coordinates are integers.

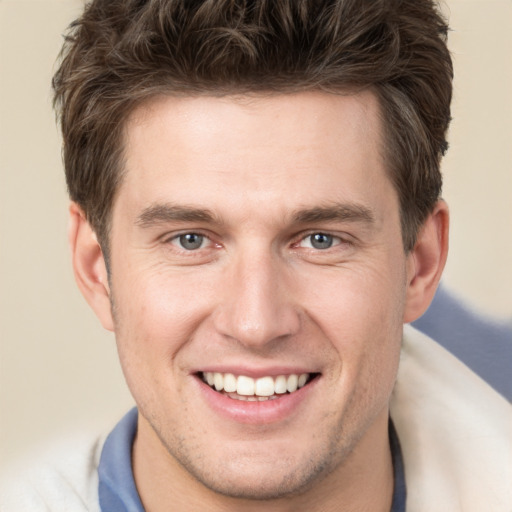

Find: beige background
<box><xmin>1</xmin><ymin>0</ymin><xmax>511</xmax><ymax>469</ymax></box>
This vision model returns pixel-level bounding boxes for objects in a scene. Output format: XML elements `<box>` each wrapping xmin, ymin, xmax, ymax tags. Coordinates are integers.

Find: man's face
<box><xmin>108</xmin><ymin>91</ymin><xmax>411</xmax><ymax>499</ymax></box>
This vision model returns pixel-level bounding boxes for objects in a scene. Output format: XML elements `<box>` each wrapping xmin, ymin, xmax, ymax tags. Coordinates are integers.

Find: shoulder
<box><xmin>0</xmin><ymin>432</ymin><xmax>105</xmax><ymax>512</ymax></box>
<box><xmin>391</xmin><ymin>325</ymin><xmax>512</xmax><ymax>511</ymax></box>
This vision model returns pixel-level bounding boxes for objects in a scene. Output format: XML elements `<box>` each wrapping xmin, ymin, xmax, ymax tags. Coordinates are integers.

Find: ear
<box><xmin>68</xmin><ymin>202</ymin><xmax>114</xmax><ymax>331</ymax></box>
<box><xmin>403</xmin><ymin>200</ymin><xmax>449</xmax><ymax>323</ymax></box>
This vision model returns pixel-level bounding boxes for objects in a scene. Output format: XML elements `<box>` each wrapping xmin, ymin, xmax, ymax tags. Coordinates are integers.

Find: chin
<box><xmin>164</xmin><ymin>436</ymin><xmax>343</xmax><ymax>502</ymax></box>
<box><xmin>184</xmin><ymin>458</ymin><xmax>329</xmax><ymax>501</ymax></box>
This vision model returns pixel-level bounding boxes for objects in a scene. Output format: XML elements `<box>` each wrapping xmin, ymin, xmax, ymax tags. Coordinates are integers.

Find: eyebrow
<box><xmin>291</xmin><ymin>203</ymin><xmax>376</xmax><ymax>225</ymax></box>
<box><xmin>135</xmin><ymin>204</ymin><xmax>218</xmax><ymax>227</ymax></box>
<box><xmin>135</xmin><ymin>201</ymin><xmax>376</xmax><ymax>229</ymax></box>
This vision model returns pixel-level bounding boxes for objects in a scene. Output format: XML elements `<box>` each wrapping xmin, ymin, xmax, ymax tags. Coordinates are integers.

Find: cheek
<box><xmin>113</xmin><ymin>265</ymin><xmax>214</xmax><ymax>341</ymax></box>
<box><xmin>110</xmin><ymin>268</ymin><xmax>215</xmax><ymax>399</ymax></box>
<box><xmin>299</xmin><ymin>260</ymin><xmax>406</xmax><ymax>337</ymax></box>
<box><xmin>297</xmin><ymin>263</ymin><xmax>405</xmax><ymax>395</ymax></box>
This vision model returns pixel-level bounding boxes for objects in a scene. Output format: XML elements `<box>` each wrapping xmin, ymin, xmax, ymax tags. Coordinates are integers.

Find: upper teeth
<box><xmin>203</xmin><ymin>372</ymin><xmax>310</xmax><ymax>396</ymax></box>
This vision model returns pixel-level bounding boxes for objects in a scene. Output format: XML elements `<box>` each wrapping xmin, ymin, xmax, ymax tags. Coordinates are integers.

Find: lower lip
<box><xmin>195</xmin><ymin>376</ymin><xmax>318</xmax><ymax>424</ymax></box>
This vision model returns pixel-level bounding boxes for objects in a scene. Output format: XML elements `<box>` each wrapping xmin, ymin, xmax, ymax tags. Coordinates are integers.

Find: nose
<box><xmin>213</xmin><ymin>247</ymin><xmax>301</xmax><ymax>350</ymax></box>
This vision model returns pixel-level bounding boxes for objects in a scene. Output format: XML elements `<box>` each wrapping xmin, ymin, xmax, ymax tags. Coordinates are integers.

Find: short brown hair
<box><xmin>53</xmin><ymin>0</ymin><xmax>452</xmax><ymax>257</ymax></box>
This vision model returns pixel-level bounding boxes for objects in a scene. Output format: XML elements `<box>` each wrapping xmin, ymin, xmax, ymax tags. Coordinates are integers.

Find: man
<box><xmin>1</xmin><ymin>0</ymin><xmax>510</xmax><ymax>510</ymax></box>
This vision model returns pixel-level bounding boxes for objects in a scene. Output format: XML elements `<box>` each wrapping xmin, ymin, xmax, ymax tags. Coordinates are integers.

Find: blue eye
<box><xmin>298</xmin><ymin>233</ymin><xmax>340</xmax><ymax>250</ymax></box>
<box><xmin>309</xmin><ymin>233</ymin><xmax>334</xmax><ymax>249</ymax></box>
<box><xmin>175</xmin><ymin>233</ymin><xmax>205</xmax><ymax>250</ymax></box>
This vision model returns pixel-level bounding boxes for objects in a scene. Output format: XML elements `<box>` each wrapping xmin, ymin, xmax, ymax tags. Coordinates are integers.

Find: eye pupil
<box><xmin>179</xmin><ymin>233</ymin><xmax>203</xmax><ymax>250</ymax></box>
<box><xmin>310</xmin><ymin>233</ymin><xmax>333</xmax><ymax>249</ymax></box>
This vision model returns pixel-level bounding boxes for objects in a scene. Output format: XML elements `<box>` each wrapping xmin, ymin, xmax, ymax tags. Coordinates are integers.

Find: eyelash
<box><xmin>165</xmin><ymin>231</ymin><xmax>350</xmax><ymax>253</ymax></box>
<box><xmin>295</xmin><ymin>232</ymin><xmax>345</xmax><ymax>250</ymax></box>
<box><xmin>166</xmin><ymin>232</ymin><xmax>216</xmax><ymax>252</ymax></box>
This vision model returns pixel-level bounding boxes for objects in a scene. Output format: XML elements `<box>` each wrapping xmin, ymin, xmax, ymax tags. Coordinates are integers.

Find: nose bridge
<box><xmin>214</xmin><ymin>243</ymin><xmax>300</xmax><ymax>348</ymax></box>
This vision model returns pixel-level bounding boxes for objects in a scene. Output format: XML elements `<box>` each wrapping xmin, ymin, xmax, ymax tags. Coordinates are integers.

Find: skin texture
<box><xmin>69</xmin><ymin>91</ymin><xmax>448</xmax><ymax>511</ymax></box>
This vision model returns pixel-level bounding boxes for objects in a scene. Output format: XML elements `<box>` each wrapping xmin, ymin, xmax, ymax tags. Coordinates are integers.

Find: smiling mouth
<box><xmin>200</xmin><ymin>372</ymin><xmax>319</xmax><ymax>401</ymax></box>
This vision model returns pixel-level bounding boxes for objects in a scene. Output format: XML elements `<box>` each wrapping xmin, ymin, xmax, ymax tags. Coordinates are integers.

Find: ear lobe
<box><xmin>68</xmin><ymin>202</ymin><xmax>114</xmax><ymax>331</ymax></box>
<box><xmin>403</xmin><ymin>200</ymin><xmax>449</xmax><ymax>323</ymax></box>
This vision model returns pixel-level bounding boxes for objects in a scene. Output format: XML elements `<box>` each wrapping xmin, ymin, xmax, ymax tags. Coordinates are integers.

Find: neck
<box><xmin>133</xmin><ymin>410</ymin><xmax>394</xmax><ymax>512</ymax></box>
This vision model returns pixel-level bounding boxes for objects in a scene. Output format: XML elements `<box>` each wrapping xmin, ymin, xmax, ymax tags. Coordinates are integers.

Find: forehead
<box><xmin>117</xmin><ymin>91</ymin><xmax>395</xmax><ymax>226</ymax></box>
<box><xmin>125</xmin><ymin>90</ymin><xmax>383</xmax><ymax>163</ymax></box>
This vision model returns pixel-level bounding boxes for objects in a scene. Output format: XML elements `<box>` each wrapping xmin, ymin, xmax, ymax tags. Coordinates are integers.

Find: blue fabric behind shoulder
<box><xmin>98</xmin><ymin>408</ymin><xmax>144</xmax><ymax>512</ymax></box>
<box><xmin>413</xmin><ymin>284</ymin><xmax>512</xmax><ymax>400</ymax></box>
